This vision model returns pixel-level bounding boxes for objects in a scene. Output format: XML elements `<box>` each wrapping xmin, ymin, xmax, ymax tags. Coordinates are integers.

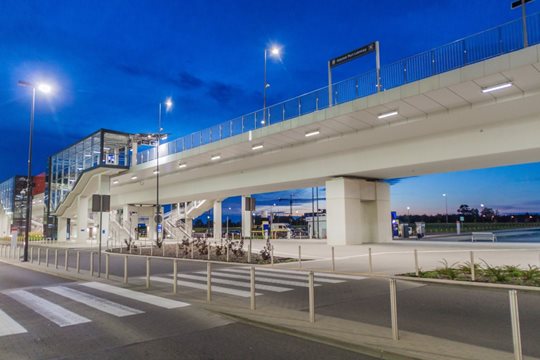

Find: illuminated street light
<box><xmin>155</xmin><ymin>98</ymin><xmax>173</xmax><ymax>247</ymax></box>
<box><xmin>17</xmin><ymin>80</ymin><xmax>53</xmax><ymax>262</ymax></box>
<box><xmin>262</xmin><ymin>44</ymin><xmax>282</xmax><ymax>125</ymax></box>
<box><xmin>442</xmin><ymin>193</ymin><xmax>448</xmax><ymax>224</ymax></box>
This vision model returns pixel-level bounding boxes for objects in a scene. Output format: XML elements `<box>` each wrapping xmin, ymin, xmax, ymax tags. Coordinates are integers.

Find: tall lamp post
<box><xmin>442</xmin><ymin>193</ymin><xmax>448</xmax><ymax>224</ymax></box>
<box><xmin>155</xmin><ymin>98</ymin><xmax>172</xmax><ymax>246</ymax></box>
<box><xmin>18</xmin><ymin>81</ymin><xmax>52</xmax><ymax>262</ymax></box>
<box><xmin>262</xmin><ymin>45</ymin><xmax>281</xmax><ymax>125</ymax></box>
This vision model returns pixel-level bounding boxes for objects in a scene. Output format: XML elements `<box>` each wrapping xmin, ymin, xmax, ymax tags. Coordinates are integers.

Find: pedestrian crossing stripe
<box><xmin>149</xmin><ymin>276</ymin><xmax>262</xmax><ymax>298</ymax></box>
<box><xmin>218</xmin><ymin>268</ymin><xmax>345</xmax><ymax>283</ymax></box>
<box><xmin>194</xmin><ymin>271</ymin><xmax>321</xmax><ymax>288</ymax></box>
<box><xmin>0</xmin><ymin>309</ymin><xmax>27</xmax><ymax>337</ymax></box>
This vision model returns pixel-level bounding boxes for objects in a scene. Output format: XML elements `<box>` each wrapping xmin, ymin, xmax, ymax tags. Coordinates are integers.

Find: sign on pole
<box><xmin>91</xmin><ymin>194</ymin><xmax>110</xmax><ymax>278</ymax></box>
<box><xmin>329</xmin><ymin>42</ymin><xmax>376</xmax><ymax>68</ymax></box>
<box><xmin>511</xmin><ymin>0</ymin><xmax>533</xmax><ymax>47</ymax></box>
<box><xmin>511</xmin><ymin>0</ymin><xmax>533</xmax><ymax>9</ymax></box>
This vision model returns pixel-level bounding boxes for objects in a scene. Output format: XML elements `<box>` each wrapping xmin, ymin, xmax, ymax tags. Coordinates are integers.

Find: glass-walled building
<box><xmin>47</xmin><ymin>129</ymin><xmax>131</xmax><ymax>214</ymax></box>
<box><xmin>0</xmin><ymin>176</ymin><xmax>28</xmax><ymax>232</ymax></box>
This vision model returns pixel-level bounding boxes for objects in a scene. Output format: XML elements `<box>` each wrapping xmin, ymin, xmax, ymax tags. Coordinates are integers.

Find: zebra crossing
<box><xmin>0</xmin><ymin>282</ymin><xmax>190</xmax><ymax>338</ymax></box>
<box><xmin>146</xmin><ymin>267</ymin><xmax>367</xmax><ymax>298</ymax></box>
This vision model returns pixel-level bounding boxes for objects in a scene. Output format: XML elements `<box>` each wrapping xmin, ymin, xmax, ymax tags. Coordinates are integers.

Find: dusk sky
<box><xmin>1</xmin><ymin>0</ymin><xmax>539</xmax><ymax>217</ymax></box>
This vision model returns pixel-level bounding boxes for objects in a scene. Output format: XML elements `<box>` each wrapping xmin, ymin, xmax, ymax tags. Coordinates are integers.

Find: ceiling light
<box><xmin>131</xmin><ymin>175</ymin><xmax>138</xmax><ymax>180</ymax></box>
<box><xmin>113</xmin><ymin>180</ymin><xmax>119</xmax><ymax>184</ymax></box>
<box><xmin>482</xmin><ymin>82</ymin><xmax>512</xmax><ymax>93</ymax></box>
<box><xmin>377</xmin><ymin>111</ymin><xmax>398</xmax><ymax>119</ymax></box>
<box><xmin>178</xmin><ymin>163</ymin><xmax>187</xmax><ymax>169</ymax></box>
<box><xmin>211</xmin><ymin>155</ymin><xmax>221</xmax><ymax>161</ymax></box>
<box><xmin>252</xmin><ymin>144</ymin><xmax>264</xmax><ymax>150</ymax></box>
<box><xmin>153</xmin><ymin>170</ymin><xmax>159</xmax><ymax>175</ymax></box>
<box><xmin>305</xmin><ymin>130</ymin><xmax>320</xmax><ymax>137</ymax></box>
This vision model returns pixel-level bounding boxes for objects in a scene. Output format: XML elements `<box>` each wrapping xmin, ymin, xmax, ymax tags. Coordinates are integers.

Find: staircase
<box><xmin>163</xmin><ymin>200</ymin><xmax>214</xmax><ymax>241</ymax></box>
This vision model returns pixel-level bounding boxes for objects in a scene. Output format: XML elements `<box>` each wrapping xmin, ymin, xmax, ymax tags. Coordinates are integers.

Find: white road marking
<box><xmin>195</xmin><ymin>271</ymin><xmax>320</xmax><ymax>288</ymax></box>
<box><xmin>6</xmin><ymin>290</ymin><xmax>91</xmax><ymax>327</ymax></box>
<box><xmin>80</xmin><ymin>282</ymin><xmax>189</xmax><ymax>309</ymax></box>
<box><xmin>167</xmin><ymin>273</ymin><xmax>291</xmax><ymax>292</ymax></box>
<box><xmin>248</xmin><ymin>267</ymin><xmax>367</xmax><ymax>281</ymax></box>
<box><xmin>150</xmin><ymin>276</ymin><xmax>261</xmax><ymax>298</ymax></box>
<box><xmin>44</xmin><ymin>286</ymin><xmax>144</xmax><ymax>317</ymax></box>
<box><xmin>221</xmin><ymin>268</ymin><xmax>344</xmax><ymax>283</ymax></box>
<box><xmin>0</xmin><ymin>309</ymin><xmax>27</xmax><ymax>337</ymax></box>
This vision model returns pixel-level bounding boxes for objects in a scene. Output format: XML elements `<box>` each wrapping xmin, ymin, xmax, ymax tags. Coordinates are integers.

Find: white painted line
<box><xmin>80</xmin><ymin>282</ymin><xmax>189</xmax><ymax>309</ymax></box>
<box><xmin>223</xmin><ymin>268</ymin><xmax>344</xmax><ymax>283</ymax></box>
<box><xmin>169</xmin><ymin>273</ymin><xmax>291</xmax><ymax>292</ymax></box>
<box><xmin>195</xmin><ymin>271</ymin><xmax>320</xmax><ymax>288</ymax></box>
<box><xmin>0</xmin><ymin>309</ymin><xmax>27</xmax><ymax>337</ymax></box>
<box><xmin>44</xmin><ymin>286</ymin><xmax>144</xmax><ymax>317</ymax></box>
<box><xmin>6</xmin><ymin>290</ymin><xmax>91</xmax><ymax>327</ymax></box>
<box><xmin>247</xmin><ymin>267</ymin><xmax>367</xmax><ymax>281</ymax></box>
<box><xmin>150</xmin><ymin>276</ymin><xmax>261</xmax><ymax>298</ymax></box>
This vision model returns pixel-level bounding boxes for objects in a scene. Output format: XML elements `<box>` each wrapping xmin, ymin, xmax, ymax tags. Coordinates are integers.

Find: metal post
<box><xmin>375</xmin><ymin>41</ymin><xmax>381</xmax><ymax>93</ymax></box>
<box><xmin>90</xmin><ymin>252</ymin><xmax>94</xmax><ymax>277</ymax></box>
<box><xmin>76</xmin><ymin>251</ymin><xmax>80</xmax><ymax>273</ymax></box>
<box><xmin>38</xmin><ymin>248</ymin><xmax>41</xmax><ymax>265</ymax></box>
<box><xmin>45</xmin><ymin>248</ymin><xmax>49</xmax><ymax>267</ymax></box>
<box><xmin>191</xmin><ymin>242</ymin><xmax>194</xmax><ymax>259</ymax></box>
<box><xmin>162</xmin><ymin>244</ymin><xmax>165</xmax><ymax>257</ymax></box>
<box><xmin>150</xmin><ymin>245</ymin><xmax>153</xmax><ymax>256</ymax></box>
<box><xmin>22</xmin><ymin>86</ymin><xmax>36</xmax><ymax>263</ymax></box>
<box><xmin>30</xmin><ymin>247</ymin><xmax>33</xmax><ymax>263</ymax></box>
<box><xmin>248</xmin><ymin>239</ymin><xmax>252</xmax><ymax>263</ymax></box>
<box><xmin>271</xmin><ymin>246</ymin><xmax>274</xmax><ymax>266</ymax></box>
<box><xmin>175</xmin><ymin>244</ymin><xmax>179</xmax><ymax>258</ymax></box>
<box><xmin>368</xmin><ymin>248</ymin><xmax>373</xmax><ymax>273</ymax></box>
<box><xmin>105</xmin><ymin>253</ymin><xmax>110</xmax><ymax>279</ymax></box>
<box><xmin>470</xmin><ymin>251</ymin><xmax>476</xmax><ymax>281</ymax></box>
<box><xmin>308</xmin><ymin>271</ymin><xmax>315</xmax><ymax>323</ymax></box>
<box><xmin>207</xmin><ymin>262</ymin><xmax>212</xmax><ymax>303</ymax></box>
<box><xmin>327</xmin><ymin>61</ymin><xmax>333</xmax><ymax>106</ymax></box>
<box><xmin>521</xmin><ymin>0</ymin><xmax>529</xmax><ymax>48</ymax></box>
<box><xmin>298</xmin><ymin>245</ymin><xmax>302</xmax><ymax>268</ymax></box>
<box><xmin>146</xmin><ymin>257</ymin><xmax>151</xmax><ymax>288</ymax></box>
<box><xmin>123</xmin><ymin>256</ymin><xmax>128</xmax><ymax>284</ymax></box>
<box><xmin>226</xmin><ymin>246</ymin><xmax>229</xmax><ymax>262</ymax></box>
<box><xmin>414</xmin><ymin>249</ymin><xmax>419</xmax><ymax>276</ymax></box>
<box><xmin>173</xmin><ymin>259</ymin><xmax>178</xmax><ymax>294</ymax></box>
<box><xmin>55</xmin><ymin>249</ymin><xmax>58</xmax><ymax>269</ymax></box>
<box><xmin>250</xmin><ymin>266</ymin><xmax>256</xmax><ymax>310</ymax></box>
<box><xmin>331</xmin><ymin>246</ymin><xmax>335</xmax><ymax>272</ymax></box>
<box><xmin>207</xmin><ymin>244</ymin><xmax>211</xmax><ymax>260</ymax></box>
<box><xmin>509</xmin><ymin>290</ymin><xmax>523</xmax><ymax>360</ymax></box>
<box><xmin>390</xmin><ymin>279</ymin><xmax>399</xmax><ymax>340</ymax></box>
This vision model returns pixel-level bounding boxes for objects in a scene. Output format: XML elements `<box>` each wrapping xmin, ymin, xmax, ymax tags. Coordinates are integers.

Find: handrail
<box><xmin>137</xmin><ymin>14</ymin><xmax>540</xmax><ymax>165</ymax></box>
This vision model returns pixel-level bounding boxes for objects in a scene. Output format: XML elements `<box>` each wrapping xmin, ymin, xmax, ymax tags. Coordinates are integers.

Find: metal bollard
<box><xmin>250</xmin><ymin>266</ymin><xmax>256</xmax><ymax>310</ymax></box>
<box><xmin>308</xmin><ymin>271</ymin><xmax>315</xmax><ymax>323</ymax></box>
<box><xmin>124</xmin><ymin>256</ymin><xmax>128</xmax><ymax>284</ymax></box>
<box><xmin>173</xmin><ymin>260</ymin><xmax>178</xmax><ymax>294</ymax></box>
<box><xmin>139</xmin><ymin>245</ymin><xmax>142</xmax><ymax>255</ymax></box>
<box><xmin>226</xmin><ymin>246</ymin><xmax>229</xmax><ymax>262</ymax></box>
<box><xmin>331</xmin><ymin>246</ymin><xmax>335</xmax><ymax>272</ymax></box>
<box><xmin>76</xmin><ymin>251</ymin><xmax>80</xmax><ymax>273</ymax></box>
<box><xmin>390</xmin><ymin>278</ymin><xmax>399</xmax><ymax>340</ymax></box>
<box><xmin>129</xmin><ymin>246</ymin><xmax>132</xmax><ymax>254</ymax></box>
<box><xmin>414</xmin><ymin>249</ymin><xmax>419</xmax><ymax>276</ymax></box>
<box><xmin>191</xmin><ymin>242</ymin><xmax>194</xmax><ymax>259</ymax></box>
<box><xmin>105</xmin><ymin>253</ymin><xmax>110</xmax><ymax>279</ymax></box>
<box><xmin>207</xmin><ymin>245</ymin><xmax>211</xmax><ymax>260</ymax></box>
<box><xmin>298</xmin><ymin>245</ymin><xmax>302</xmax><ymax>268</ymax></box>
<box><xmin>64</xmin><ymin>249</ymin><xmax>68</xmax><ymax>271</ymax></box>
<box><xmin>271</xmin><ymin>247</ymin><xmax>274</xmax><ymax>266</ymax></box>
<box><xmin>146</xmin><ymin>257</ymin><xmax>151</xmax><ymax>288</ymax></box>
<box><xmin>368</xmin><ymin>248</ymin><xmax>373</xmax><ymax>273</ymax></box>
<box><xmin>55</xmin><ymin>249</ymin><xmax>58</xmax><ymax>269</ymax></box>
<box><xmin>162</xmin><ymin>244</ymin><xmax>165</xmax><ymax>257</ymax></box>
<box><xmin>30</xmin><ymin>247</ymin><xmax>34</xmax><ymax>263</ymax></box>
<box><xmin>248</xmin><ymin>239</ymin><xmax>252</xmax><ymax>263</ymax></box>
<box><xmin>38</xmin><ymin>248</ymin><xmax>41</xmax><ymax>265</ymax></box>
<box><xmin>509</xmin><ymin>290</ymin><xmax>523</xmax><ymax>360</ymax></box>
<box><xmin>470</xmin><ymin>251</ymin><xmax>476</xmax><ymax>281</ymax></box>
<box><xmin>46</xmin><ymin>248</ymin><xmax>49</xmax><ymax>267</ymax></box>
<box><xmin>90</xmin><ymin>252</ymin><xmax>94</xmax><ymax>276</ymax></box>
<box><xmin>175</xmin><ymin>244</ymin><xmax>179</xmax><ymax>258</ymax></box>
<box><xmin>150</xmin><ymin>246</ymin><xmax>153</xmax><ymax>256</ymax></box>
<box><xmin>207</xmin><ymin>262</ymin><xmax>212</xmax><ymax>303</ymax></box>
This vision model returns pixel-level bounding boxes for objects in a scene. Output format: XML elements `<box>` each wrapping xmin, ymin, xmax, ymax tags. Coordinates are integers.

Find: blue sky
<box><xmin>0</xmin><ymin>0</ymin><xmax>539</xmax><ymax>216</ymax></box>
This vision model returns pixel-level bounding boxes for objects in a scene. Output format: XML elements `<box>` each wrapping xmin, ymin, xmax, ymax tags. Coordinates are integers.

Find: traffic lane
<box><xmin>0</xmin><ymin>261</ymin><xmax>71</xmax><ymax>291</ymax></box>
<box><xmin>65</xmin><ymin>322</ymin><xmax>375</xmax><ymax>360</ymax></box>
<box><xmin>313</xmin><ymin>279</ymin><xmax>540</xmax><ymax>357</ymax></box>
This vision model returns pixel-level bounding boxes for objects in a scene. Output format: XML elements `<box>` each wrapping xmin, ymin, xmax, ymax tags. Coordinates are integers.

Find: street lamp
<box><xmin>442</xmin><ymin>193</ymin><xmax>448</xmax><ymax>224</ymax></box>
<box><xmin>406</xmin><ymin>206</ymin><xmax>411</xmax><ymax>223</ymax></box>
<box><xmin>155</xmin><ymin>98</ymin><xmax>172</xmax><ymax>247</ymax></box>
<box><xmin>262</xmin><ymin>45</ymin><xmax>281</xmax><ymax>125</ymax></box>
<box><xmin>17</xmin><ymin>80</ymin><xmax>52</xmax><ymax>262</ymax></box>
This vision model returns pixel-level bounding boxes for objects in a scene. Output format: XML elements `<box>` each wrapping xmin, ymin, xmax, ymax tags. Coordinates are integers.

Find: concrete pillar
<box><xmin>326</xmin><ymin>177</ymin><xmax>391</xmax><ymax>245</ymax></box>
<box><xmin>213</xmin><ymin>200</ymin><xmax>222</xmax><ymax>240</ymax></box>
<box><xmin>76</xmin><ymin>196</ymin><xmax>89</xmax><ymax>242</ymax></box>
<box><xmin>131</xmin><ymin>142</ymin><xmax>138</xmax><ymax>167</ymax></box>
<box><xmin>148</xmin><ymin>208</ymin><xmax>157</xmax><ymax>241</ymax></box>
<box><xmin>57</xmin><ymin>217</ymin><xmax>68</xmax><ymax>241</ymax></box>
<box><xmin>98</xmin><ymin>175</ymin><xmax>110</xmax><ymax>242</ymax></box>
<box><xmin>185</xmin><ymin>218</ymin><xmax>193</xmax><ymax>236</ymax></box>
<box><xmin>0</xmin><ymin>209</ymin><xmax>9</xmax><ymax>238</ymax></box>
<box><xmin>241</xmin><ymin>196</ymin><xmax>252</xmax><ymax>238</ymax></box>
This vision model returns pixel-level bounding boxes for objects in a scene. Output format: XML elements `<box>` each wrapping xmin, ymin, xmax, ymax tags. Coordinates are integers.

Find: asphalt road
<box><xmin>0</xmin><ymin>262</ymin><xmax>374</xmax><ymax>360</ymax></box>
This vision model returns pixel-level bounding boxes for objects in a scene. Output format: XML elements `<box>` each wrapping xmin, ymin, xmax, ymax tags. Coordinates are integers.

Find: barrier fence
<box><xmin>1</xmin><ymin>243</ymin><xmax>538</xmax><ymax>359</ymax></box>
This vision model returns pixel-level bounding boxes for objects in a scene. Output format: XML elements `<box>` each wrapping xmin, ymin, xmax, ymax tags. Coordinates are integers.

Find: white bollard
<box><xmin>298</xmin><ymin>245</ymin><xmax>302</xmax><ymax>268</ymax></box>
<box><xmin>250</xmin><ymin>266</ymin><xmax>256</xmax><ymax>310</ymax></box>
<box><xmin>368</xmin><ymin>248</ymin><xmax>373</xmax><ymax>273</ymax></box>
<box><xmin>390</xmin><ymin>278</ymin><xmax>399</xmax><ymax>340</ymax></box>
<box><xmin>207</xmin><ymin>262</ymin><xmax>212</xmax><ymax>303</ymax></box>
<box><xmin>271</xmin><ymin>246</ymin><xmax>274</xmax><ymax>266</ymax></box>
<box><xmin>331</xmin><ymin>246</ymin><xmax>335</xmax><ymax>272</ymax></box>
<box><xmin>30</xmin><ymin>247</ymin><xmax>34</xmax><ymax>263</ymax></box>
<box><xmin>162</xmin><ymin>244</ymin><xmax>165</xmax><ymax>257</ymax></box>
<box><xmin>207</xmin><ymin>245</ymin><xmax>211</xmax><ymax>260</ymax></box>
<box><xmin>38</xmin><ymin>248</ymin><xmax>42</xmax><ymax>266</ymax></box>
<box><xmin>175</xmin><ymin>244</ymin><xmax>179</xmax><ymax>258</ymax></box>
<box><xmin>173</xmin><ymin>259</ymin><xmax>178</xmax><ymax>294</ymax></box>
<box><xmin>308</xmin><ymin>271</ymin><xmax>315</xmax><ymax>323</ymax></box>
<box><xmin>146</xmin><ymin>257</ymin><xmax>151</xmax><ymax>288</ymax></box>
<box><xmin>470</xmin><ymin>251</ymin><xmax>476</xmax><ymax>281</ymax></box>
<box><xmin>509</xmin><ymin>290</ymin><xmax>522</xmax><ymax>360</ymax></box>
<box><xmin>90</xmin><ymin>252</ymin><xmax>94</xmax><ymax>276</ymax></box>
<box><xmin>76</xmin><ymin>251</ymin><xmax>80</xmax><ymax>273</ymax></box>
<box><xmin>191</xmin><ymin>242</ymin><xmax>194</xmax><ymax>259</ymax></box>
<box><xmin>55</xmin><ymin>249</ymin><xmax>58</xmax><ymax>269</ymax></box>
<box><xmin>226</xmin><ymin>246</ymin><xmax>229</xmax><ymax>262</ymax></box>
<box><xmin>105</xmin><ymin>253</ymin><xmax>110</xmax><ymax>279</ymax></box>
<box><xmin>46</xmin><ymin>248</ymin><xmax>49</xmax><ymax>267</ymax></box>
<box><xmin>248</xmin><ymin>239</ymin><xmax>252</xmax><ymax>263</ymax></box>
<box><xmin>124</xmin><ymin>256</ymin><xmax>128</xmax><ymax>284</ymax></box>
<box><xmin>414</xmin><ymin>249</ymin><xmax>419</xmax><ymax>276</ymax></box>
<box><xmin>65</xmin><ymin>249</ymin><xmax>68</xmax><ymax>271</ymax></box>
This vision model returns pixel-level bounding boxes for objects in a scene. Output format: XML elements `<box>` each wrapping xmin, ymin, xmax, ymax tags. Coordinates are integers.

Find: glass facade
<box><xmin>0</xmin><ymin>176</ymin><xmax>29</xmax><ymax>230</ymax></box>
<box><xmin>47</xmin><ymin>129</ymin><xmax>130</xmax><ymax>214</ymax></box>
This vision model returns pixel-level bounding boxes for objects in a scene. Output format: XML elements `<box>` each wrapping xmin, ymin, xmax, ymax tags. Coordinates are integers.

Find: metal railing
<box><xmin>137</xmin><ymin>14</ymin><xmax>540</xmax><ymax>165</ymax></box>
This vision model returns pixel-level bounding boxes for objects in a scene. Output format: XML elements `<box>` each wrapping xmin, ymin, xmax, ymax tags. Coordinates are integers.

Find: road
<box><xmin>0</xmin><ymin>262</ymin><xmax>375</xmax><ymax>360</ymax></box>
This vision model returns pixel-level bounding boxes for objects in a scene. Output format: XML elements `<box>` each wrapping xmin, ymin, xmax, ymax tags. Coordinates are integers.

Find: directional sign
<box><xmin>330</xmin><ymin>42</ymin><xmax>376</xmax><ymax>68</ymax></box>
<box><xmin>511</xmin><ymin>0</ymin><xmax>533</xmax><ymax>9</ymax></box>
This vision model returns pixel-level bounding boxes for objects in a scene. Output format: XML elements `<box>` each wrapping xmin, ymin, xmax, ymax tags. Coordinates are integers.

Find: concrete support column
<box><xmin>57</xmin><ymin>217</ymin><xmax>68</xmax><ymax>242</ymax></box>
<box><xmin>326</xmin><ymin>177</ymin><xmax>391</xmax><ymax>245</ymax></box>
<box><xmin>98</xmin><ymin>175</ymin><xmax>110</xmax><ymax>242</ymax></box>
<box><xmin>185</xmin><ymin>218</ymin><xmax>193</xmax><ymax>236</ymax></box>
<box><xmin>148</xmin><ymin>209</ymin><xmax>157</xmax><ymax>241</ymax></box>
<box><xmin>213</xmin><ymin>200</ymin><xmax>222</xmax><ymax>240</ymax></box>
<box><xmin>77</xmin><ymin>196</ymin><xmax>89</xmax><ymax>242</ymax></box>
<box><xmin>241</xmin><ymin>196</ymin><xmax>252</xmax><ymax>238</ymax></box>
<box><xmin>131</xmin><ymin>142</ymin><xmax>138</xmax><ymax>167</ymax></box>
<box><xmin>0</xmin><ymin>210</ymin><xmax>9</xmax><ymax>238</ymax></box>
